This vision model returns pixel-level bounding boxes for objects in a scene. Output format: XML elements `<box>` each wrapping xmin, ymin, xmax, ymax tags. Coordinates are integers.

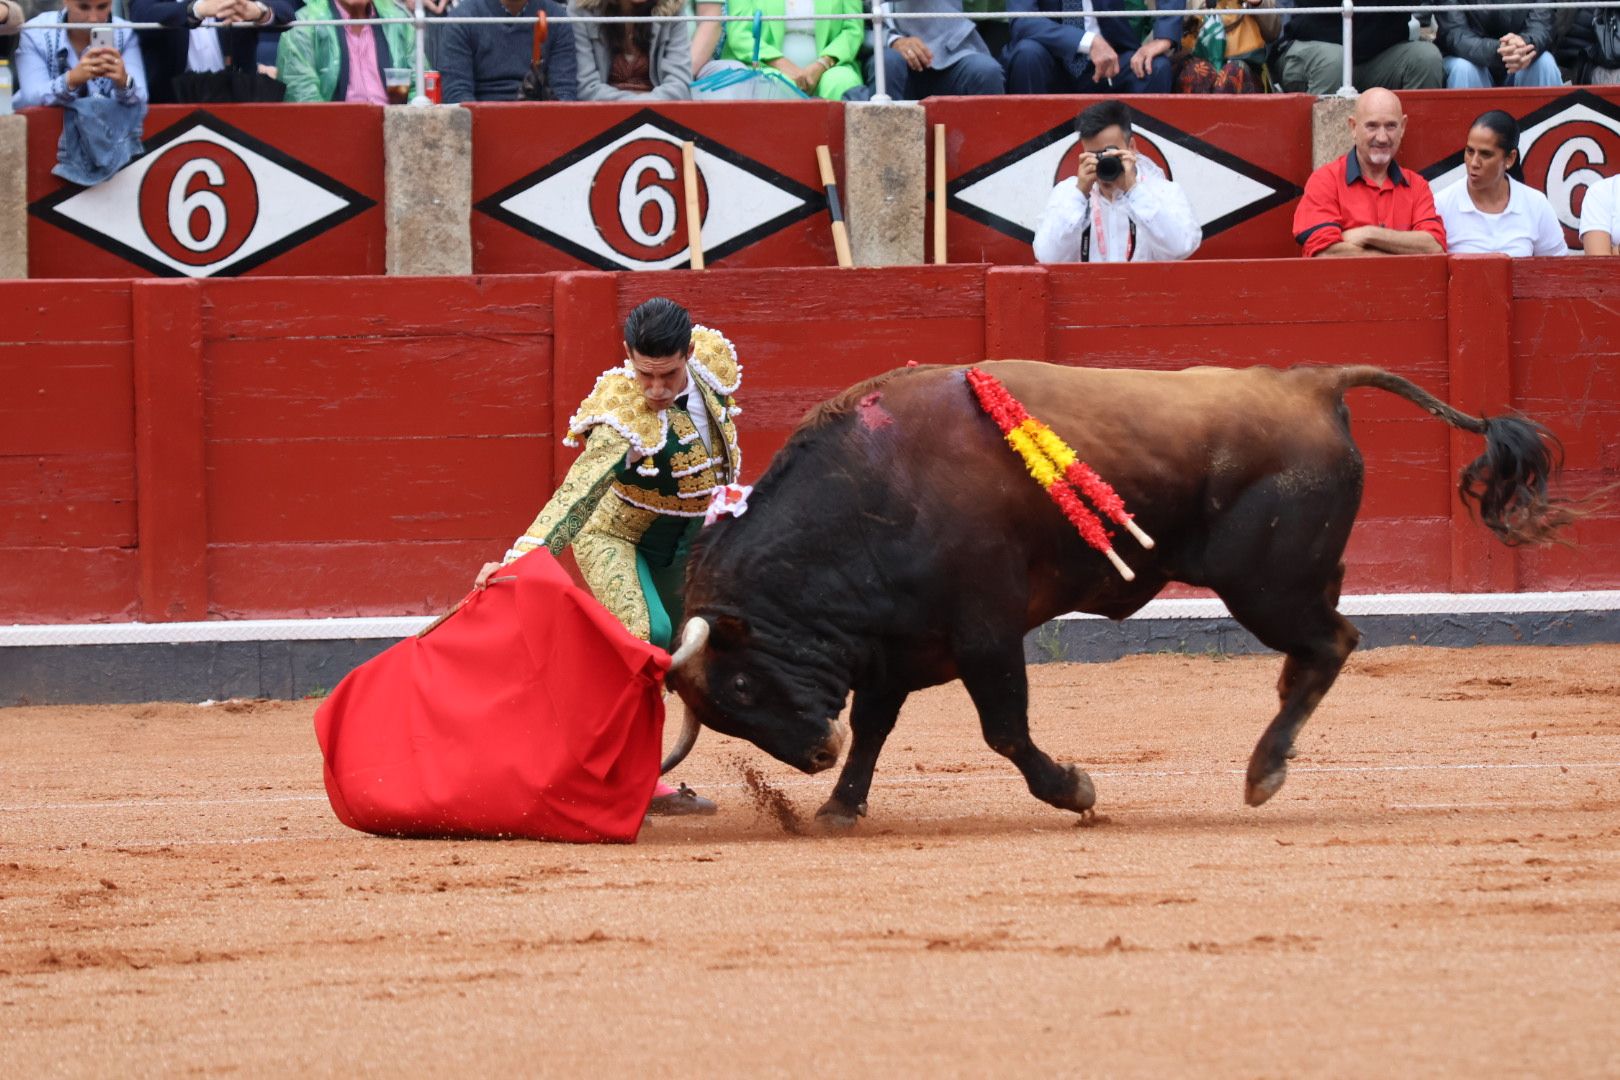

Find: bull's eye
<box><xmin>730</xmin><ymin>673</ymin><xmax>752</xmax><ymax>702</ymax></box>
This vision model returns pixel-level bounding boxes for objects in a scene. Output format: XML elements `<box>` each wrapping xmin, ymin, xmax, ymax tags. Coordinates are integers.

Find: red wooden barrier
<box><xmin>926</xmin><ymin>94</ymin><xmax>1315</xmax><ymax>265</ymax></box>
<box><xmin>0</xmin><ymin>281</ymin><xmax>139</xmax><ymax>621</ymax></box>
<box><xmin>470</xmin><ymin>102</ymin><xmax>844</xmax><ymax>274</ymax></box>
<box><xmin>2</xmin><ymin>261</ymin><xmax>1618</xmax><ymax>624</ymax></box>
<box><xmin>25</xmin><ymin>105</ymin><xmax>385</xmax><ymax>279</ymax></box>
<box><xmin>197</xmin><ymin>276</ymin><xmax>556</xmax><ymax>617</ymax></box>
<box><xmin>1510</xmin><ymin>259</ymin><xmax>1620</xmax><ymax>591</ymax></box>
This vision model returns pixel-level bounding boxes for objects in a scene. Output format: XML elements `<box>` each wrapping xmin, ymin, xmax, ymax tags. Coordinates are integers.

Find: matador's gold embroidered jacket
<box><xmin>504</xmin><ymin>326</ymin><xmax>743</xmax><ymax>563</ymax></box>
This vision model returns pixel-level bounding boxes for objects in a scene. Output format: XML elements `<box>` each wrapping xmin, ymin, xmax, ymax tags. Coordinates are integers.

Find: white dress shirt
<box><xmin>1032</xmin><ymin>156</ymin><xmax>1203</xmax><ymax>264</ymax></box>
<box><xmin>1435</xmin><ymin>177</ymin><xmax>1566</xmax><ymax>257</ymax></box>
<box><xmin>187</xmin><ymin>22</ymin><xmax>227</xmax><ymax>74</ymax></box>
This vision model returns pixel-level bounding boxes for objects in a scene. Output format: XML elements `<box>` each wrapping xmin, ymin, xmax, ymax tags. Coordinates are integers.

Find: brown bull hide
<box><xmin>673</xmin><ymin>362</ymin><xmax>1571</xmax><ymax>826</ymax></box>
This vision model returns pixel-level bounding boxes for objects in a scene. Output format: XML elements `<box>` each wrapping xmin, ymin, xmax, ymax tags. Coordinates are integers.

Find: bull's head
<box><xmin>660</xmin><ymin>615</ymin><xmax>850</xmax><ymax>776</ymax></box>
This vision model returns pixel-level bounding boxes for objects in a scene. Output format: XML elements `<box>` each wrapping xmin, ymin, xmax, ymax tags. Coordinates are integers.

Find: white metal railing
<box><xmin>16</xmin><ymin>3</ymin><xmax>1620</xmax><ymax>106</ymax></box>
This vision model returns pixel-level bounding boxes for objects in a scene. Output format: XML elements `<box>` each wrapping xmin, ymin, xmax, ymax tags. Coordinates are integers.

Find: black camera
<box><xmin>1094</xmin><ymin>150</ymin><xmax>1124</xmax><ymax>183</ymax></box>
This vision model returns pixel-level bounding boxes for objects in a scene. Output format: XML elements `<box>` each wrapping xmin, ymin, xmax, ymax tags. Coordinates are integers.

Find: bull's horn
<box><xmin>668</xmin><ymin>617</ymin><xmax>709</xmax><ymax>670</ymax></box>
<box><xmin>659</xmin><ymin>618</ymin><xmax>710</xmax><ymax>775</ymax></box>
<box><xmin>659</xmin><ymin>709</ymin><xmax>702</xmax><ymax>775</ymax></box>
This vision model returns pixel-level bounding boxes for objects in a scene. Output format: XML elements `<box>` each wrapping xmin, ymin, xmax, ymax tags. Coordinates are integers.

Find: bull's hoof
<box><xmin>815</xmin><ymin>799</ymin><xmax>866</xmax><ymax>831</ymax></box>
<box><xmin>1245</xmin><ymin>766</ymin><xmax>1287</xmax><ymax>807</ymax></box>
<box><xmin>1051</xmin><ymin>765</ymin><xmax>1096</xmax><ymax>815</ymax></box>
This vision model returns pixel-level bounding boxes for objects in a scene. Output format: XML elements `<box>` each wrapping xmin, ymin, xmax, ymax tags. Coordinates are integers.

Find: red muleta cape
<box><xmin>313</xmin><ymin>551</ymin><xmax>668</xmax><ymax>843</ymax></box>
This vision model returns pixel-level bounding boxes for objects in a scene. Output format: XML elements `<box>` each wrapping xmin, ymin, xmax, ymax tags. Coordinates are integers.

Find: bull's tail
<box><xmin>1331</xmin><ymin>366</ymin><xmax>1576</xmax><ymax>547</ymax></box>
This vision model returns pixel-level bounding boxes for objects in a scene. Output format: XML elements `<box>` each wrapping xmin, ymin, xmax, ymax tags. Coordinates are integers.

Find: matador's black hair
<box><xmin>623</xmin><ymin>297</ymin><xmax>693</xmax><ymax>358</ymax></box>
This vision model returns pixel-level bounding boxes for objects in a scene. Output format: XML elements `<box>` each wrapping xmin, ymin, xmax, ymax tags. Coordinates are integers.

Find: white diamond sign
<box><xmin>478</xmin><ymin>111</ymin><xmax>824</xmax><ymax>271</ymax></box>
<box><xmin>32</xmin><ymin>112</ymin><xmax>373</xmax><ymax>278</ymax></box>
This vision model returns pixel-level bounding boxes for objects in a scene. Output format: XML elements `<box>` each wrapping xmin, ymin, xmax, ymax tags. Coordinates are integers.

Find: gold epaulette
<box><xmin>689</xmin><ymin>326</ymin><xmax>742</xmax><ymax>397</ymax></box>
<box><xmin>563</xmin><ymin>368</ymin><xmax>666</xmax><ymax>455</ymax></box>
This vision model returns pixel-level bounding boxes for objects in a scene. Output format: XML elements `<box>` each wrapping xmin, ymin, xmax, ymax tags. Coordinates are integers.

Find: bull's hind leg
<box><xmin>959</xmin><ymin>642</ymin><xmax>1095</xmax><ymax>817</ymax></box>
<box><xmin>816</xmin><ymin>685</ymin><xmax>907</xmax><ymax>829</ymax></box>
<box><xmin>1221</xmin><ymin>569</ymin><xmax>1361</xmax><ymax>806</ymax></box>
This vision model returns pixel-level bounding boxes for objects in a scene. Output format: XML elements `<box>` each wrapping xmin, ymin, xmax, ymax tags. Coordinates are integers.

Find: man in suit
<box><xmin>130</xmin><ymin>0</ymin><xmax>294</xmax><ymax>103</ymax></box>
<box><xmin>1003</xmin><ymin>0</ymin><xmax>1184</xmax><ymax>94</ymax></box>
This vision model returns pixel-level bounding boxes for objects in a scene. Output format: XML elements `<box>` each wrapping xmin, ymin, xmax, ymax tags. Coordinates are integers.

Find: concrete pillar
<box><xmin>0</xmin><ymin>114</ymin><xmax>27</xmax><ymax>279</ymax></box>
<box><xmin>384</xmin><ymin>105</ymin><xmax>473</xmax><ymax>276</ymax></box>
<box><xmin>843</xmin><ymin>101</ymin><xmax>926</xmax><ymax>267</ymax></box>
<box><xmin>1311</xmin><ymin>96</ymin><xmax>1356</xmax><ymax>169</ymax></box>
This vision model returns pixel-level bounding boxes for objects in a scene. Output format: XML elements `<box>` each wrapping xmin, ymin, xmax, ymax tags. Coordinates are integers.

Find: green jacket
<box><xmin>276</xmin><ymin>0</ymin><xmax>417</xmax><ymax>103</ymax></box>
<box><xmin>722</xmin><ymin>0</ymin><xmax>862</xmax><ymax>67</ymax></box>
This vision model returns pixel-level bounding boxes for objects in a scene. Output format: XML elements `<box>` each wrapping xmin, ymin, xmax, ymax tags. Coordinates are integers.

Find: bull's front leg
<box><xmin>959</xmin><ymin>643</ymin><xmax>1095</xmax><ymax>817</ymax></box>
<box><xmin>816</xmin><ymin>685</ymin><xmax>907</xmax><ymax>829</ymax></box>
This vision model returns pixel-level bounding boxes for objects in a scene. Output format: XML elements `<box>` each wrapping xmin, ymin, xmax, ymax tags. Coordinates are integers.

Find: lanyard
<box><xmin>1081</xmin><ymin>194</ymin><xmax>1135</xmax><ymax>263</ymax></box>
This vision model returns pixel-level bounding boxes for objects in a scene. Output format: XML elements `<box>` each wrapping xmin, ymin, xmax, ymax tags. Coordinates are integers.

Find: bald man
<box><xmin>1292</xmin><ymin>89</ymin><xmax>1446</xmax><ymax>259</ymax></box>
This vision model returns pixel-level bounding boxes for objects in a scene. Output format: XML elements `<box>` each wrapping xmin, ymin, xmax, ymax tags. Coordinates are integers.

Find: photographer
<box><xmin>1033</xmin><ymin>100</ymin><xmax>1201</xmax><ymax>265</ymax></box>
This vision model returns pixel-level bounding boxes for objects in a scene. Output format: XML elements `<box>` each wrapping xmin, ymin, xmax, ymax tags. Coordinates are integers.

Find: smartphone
<box><xmin>89</xmin><ymin>25</ymin><xmax>115</xmax><ymax>52</ymax></box>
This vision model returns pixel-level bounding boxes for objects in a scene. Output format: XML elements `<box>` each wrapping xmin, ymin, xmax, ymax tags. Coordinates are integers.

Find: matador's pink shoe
<box><xmin>646</xmin><ymin>781</ymin><xmax>718</xmax><ymax>816</ymax></box>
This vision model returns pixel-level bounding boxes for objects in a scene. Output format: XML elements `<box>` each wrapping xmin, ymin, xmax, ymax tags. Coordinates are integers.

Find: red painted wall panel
<box><xmin>471</xmin><ymin>102</ymin><xmax>844</xmax><ymax>275</ymax></box>
<box><xmin>198</xmin><ymin>277</ymin><xmax>555</xmax><ymax>616</ymax></box>
<box><xmin>1510</xmin><ymin>260</ymin><xmax>1620</xmax><ymax>590</ymax></box>
<box><xmin>926</xmin><ymin>94</ymin><xmax>1314</xmax><ymax>266</ymax></box>
<box><xmin>25</xmin><ymin>105</ymin><xmax>384</xmax><ymax>279</ymax></box>
<box><xmin>0</xmin><ymin>282</ymin><xmax>138</xmax><ymax>620</ymax></box>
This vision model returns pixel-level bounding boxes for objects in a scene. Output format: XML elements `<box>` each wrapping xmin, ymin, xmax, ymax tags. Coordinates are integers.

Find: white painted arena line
<box><xmin>2</xmin><ymin>760</ymin><xmax>1613</xmax><ymax>815</ymax></box>
<box><xmin>0</xmin><ymin>794</ymin><xmax>329</xmax><ymax>812</ymax></box>
<box><xmin>4</xmin><ymin>590</ymin><xmax>1619</xmax><ymax>647</ymax></box>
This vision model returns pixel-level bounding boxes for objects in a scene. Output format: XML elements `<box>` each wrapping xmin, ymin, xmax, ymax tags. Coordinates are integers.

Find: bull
<box><xmin>660</xmin><ymin>362</ymin><xmax>1571</xmax><ymax>826</ymax></box>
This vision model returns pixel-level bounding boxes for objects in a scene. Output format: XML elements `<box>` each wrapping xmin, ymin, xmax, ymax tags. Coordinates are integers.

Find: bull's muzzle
<box><xmin>659</xmin><ymin>618</ymin><xmax>710</xmax><ymax>775</ymax></box>
<box><xmin>807</xmin><ymin>718</ymin><xmax>850</xmax><ymax>773</ymax></box>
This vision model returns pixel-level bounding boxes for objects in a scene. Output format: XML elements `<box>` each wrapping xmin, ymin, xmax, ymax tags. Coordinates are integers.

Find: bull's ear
<box><xmin>709</xmin><ymin>613</ymin><xmax>751</xmax><ymax>648</ymax></box>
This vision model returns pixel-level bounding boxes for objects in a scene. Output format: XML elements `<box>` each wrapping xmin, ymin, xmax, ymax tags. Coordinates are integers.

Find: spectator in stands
<box><xmin>1578</xmin><ymin>174</ymin><xmax>1620</xmax><ymax>255</ymax></box>
<box><xmin>1003</xmin><ymin>0</ymin><xmax>1181</xmax><ymax>96</ymax></box>
<box><xmin>1175</xmin><ymin>0</ymin><xmax>1279</xmax><ymax>94</ymax></box>
<box><xmin>572</xmin><ymin>0</ymin><xmax>691</xmax><ymax>99</ymax></box>
<box><xmin>1033</xmin><ymin>100</ymin><xmax>1201</xmax><ymax>264</ymax></box>
<box><xmin>1</xmin><ymin>1</ymin><xmax>23</xmax><ymax>70</ymax></box>
<box><xmin>719</xmin><ymin>0</ymin><xmax>866</xmax><ymax>101</ymax></box>
<box><xmin>1293</xmin><ymin>88</ymin><xmax>1445</xmax><ymax>258</ymax></box>
<box><xmin>129</xmin><ymin>0</ymin><xmax>292</xmax><ymax>104</ymax></box>
<box><xmin>1557</xmin><ymin>9</ymin><xmax>1620</xmax><ymax>85</ymax></box>
<box><xmin>870</xmin><ymin>0</ymin><xmax>1004</xmax><ymax>99</ymax></box>
<box><xmin>690</xmin><ymin>0</ymin><xmax>722</xmax><ymax>76</ymax></box>
<box><xmin>276</xmin><ymin>0</ymin><xmax>417</xmax><ymax>103</ymax></box>
<box><xmin>1435</xmin><ymin>111</ymin><xmax>1565</xmax><ymax>258</ymax></box>
<box><xmin>438</xmin><ymin>0</ymin><xmax>577</xmax><ymax>101</ymax></box>
<box><xmin>1276</xmin><ymin>0</ymin><xmax>1441</xmax><ymax>95</ymax></box>
<box><xmin>1436</xmin><ymin>0</ymin><xmax>1561</xmax><ymax>89</ymax></box>
<box><xmin>14</xmin><ymin>0</ymin><xmax>148</xmax><ymax>108</ymax></box>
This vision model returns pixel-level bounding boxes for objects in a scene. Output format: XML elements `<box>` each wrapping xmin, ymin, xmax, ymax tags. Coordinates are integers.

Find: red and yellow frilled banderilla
<box><xmin>965</xmin><ymin>367</ymin><xmax>1155</xmax><ymax>581</ymax></box>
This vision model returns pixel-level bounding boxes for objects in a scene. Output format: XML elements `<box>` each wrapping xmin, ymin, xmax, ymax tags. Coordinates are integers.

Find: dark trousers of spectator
<box><xmin>1003</xmin><ymin>39</ymin><xmax>1172</xmax><ymax>94</ymax></box>
<box><xmin>869</xmin><ymin>47</ymin><xmax>1006</xmax><ymax>98</ymax></box>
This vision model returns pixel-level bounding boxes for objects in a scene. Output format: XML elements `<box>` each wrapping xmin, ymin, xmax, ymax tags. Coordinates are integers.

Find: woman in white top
<box><xmin>1578</xmin><ymin>173</ymin><xmax>1620</xmax><ymax>255</ymax></box>
<box><xmin>1434</xmin><ymin>109</ymin><xmax>1566</xmax><ymax>258</ymax></box>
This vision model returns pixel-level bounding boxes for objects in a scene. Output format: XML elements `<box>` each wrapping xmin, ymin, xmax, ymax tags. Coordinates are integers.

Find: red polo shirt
<box><xmin>1293</xmin><ymin>153</ymin><xmax>1447</xmax><ymax>258</ymax></box>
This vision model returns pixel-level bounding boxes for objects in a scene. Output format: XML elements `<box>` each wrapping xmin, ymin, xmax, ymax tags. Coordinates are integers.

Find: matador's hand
<box><xmin>474</xmin><ymin>561</ymin><xmax>504</xmax><ymax>589</ymax></box>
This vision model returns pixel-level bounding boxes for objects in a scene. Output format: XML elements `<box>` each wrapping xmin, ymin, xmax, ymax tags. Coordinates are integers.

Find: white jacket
<box><xmin>1033</xmin><ymin>157</ymin><xmax>1202</xmax><ymax>264</ymax></box>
